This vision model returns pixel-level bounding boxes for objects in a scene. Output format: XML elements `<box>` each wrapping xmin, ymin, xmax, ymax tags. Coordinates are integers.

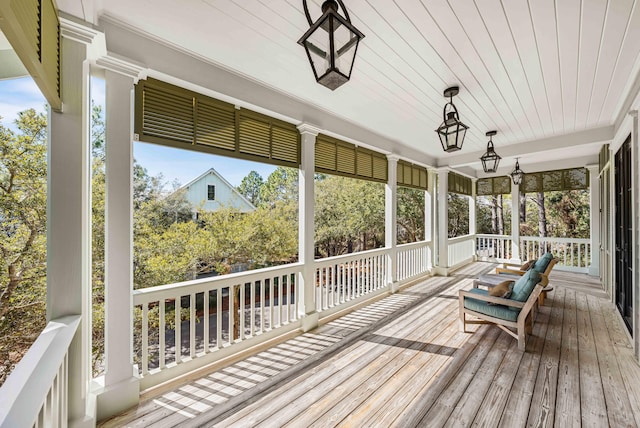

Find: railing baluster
<box><xmin>229</xmin><ymin>286</ymin><xmax>235</xmax><ymax>344</ymax></box>
<box><xmin>203</xmin><ymin>293</ymin><xmax>209</xmax><ymax>353</ymax></box>
<box><xmin>190</xmin><ymin>293</ymin><xmax>196</xmax><ymax>358</ymax></box>
<box><xmin>239</xmin><ymin>284</ymin><xmax>245</xmax><ymax>341</ymax></box>
<box><xmin>260</xmin><ymin>280</ymin><xmax>265</xmax><ymax>333</ymax></box>
<box><xmin>142</xmin><ymin>302</ymin><xmax>149</xmax><ymax>374</ymax></box>
<box><xmin>174</xmin><ymin>297</ymin><xmax>181</xmax><ymax>363</ymax></box>
<box><xmin>160</xmin><ymin>299</ymin><xmax>166</xmax><ymax>368</ymax></box>
<box><xmin>216</xmin><ymin>288</ymin><xmax>222</xmax><ymax>349</ymax></box>
<box><xmin>250</xmin><ymin>281</ymin><xmax>256</xmax><ymax>336</ymax></box>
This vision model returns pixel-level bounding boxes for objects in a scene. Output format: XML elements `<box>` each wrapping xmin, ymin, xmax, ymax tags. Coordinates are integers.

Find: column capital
<box><xmin>60</xmin><ymin>17</ymin><xmax>104</xmax><ymax>46</ymax></box>
<box><xmin>585</xmin><ymin>164</ymin><xmax>599</xmax><ymax>173</ymax></box>
<box><xmin>297</xmin><ymin>123</ymin><xmax>322</xmax><ymax>136</ymax></box>
<box><xmin>96</xmin><ymin>55</ymin><xmax>146</xmax><ymax>82</ymax></box>
<box><xmin>629</xmin><ymin>109</ymin><xmax>638</xmax><ymax>118</ymax></box>
<box><xmin>387</xmin><ymin>154</ymin><xmax>400</xmax><ymax>163</ymax></box>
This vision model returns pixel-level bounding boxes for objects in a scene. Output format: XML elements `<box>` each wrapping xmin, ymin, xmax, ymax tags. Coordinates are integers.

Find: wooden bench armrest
<box><xmin>459</xmin><ymin>290</ymin><xmax>525</xmax><ymax>308</ymax></box>
<box><xmin>495</xmin><ymin>267</ymin><xmax>525</xmax><ymax>275</ymax></box>
<box><xmin>502</xmin><ymin>262</ymin><xmax>522</xmax><ymax>268</ymax></box>
<box><xmin>518</xmin><ymin>284</ymin><xmax>544</xmax><ymax>320</ymax></box>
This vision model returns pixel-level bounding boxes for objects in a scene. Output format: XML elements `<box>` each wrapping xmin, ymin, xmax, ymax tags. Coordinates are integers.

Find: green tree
<box><xmin>237</xmin><ymin>170</ymin><xmax>264</xmax><ymax>206</ymax></box>
<box><xmin>397</xmin><ymin>187</ymin><xmax>425</xmax><ymax>244</ymax></box>
<box><xmin>447</xmin><ymin>193</ymin><xmax>469</xmax><ymax>238</ymax></box>
<box><xmin>0</xmin><ymin>109</ymin><xmax>48</xmax><ymax>385</ymax></box>
<box><xmin>260</xmin><ymin>167</ymin><xmax>298</xmax><ymax>208</ymax></box>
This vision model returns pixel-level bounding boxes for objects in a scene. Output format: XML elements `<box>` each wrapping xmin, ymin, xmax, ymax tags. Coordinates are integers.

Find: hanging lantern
<box><xmin>480</xmin><ymin>130</ymin><xmax>501</xmax><ymax>173</ymax></box>
<box><xmin>511</xmin><ymin>158</ymin><xmax>524</xmax><ymax>185</ymax></box>
<box><xmin>298</xmin><ymin>0</ymin><xmax>365</xmax><ymax>90</ymax></box>
<box><xmin>435</xmin><ymin>86</ymin><xmax>469</xmax><ymax>152</ymax></box>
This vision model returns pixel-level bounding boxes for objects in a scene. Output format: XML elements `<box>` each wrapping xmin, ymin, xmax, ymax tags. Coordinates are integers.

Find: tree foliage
<box><xmin>0</xmin><ymin>109</ymin><xmax>48</xmax><ymax>384</ymax></box>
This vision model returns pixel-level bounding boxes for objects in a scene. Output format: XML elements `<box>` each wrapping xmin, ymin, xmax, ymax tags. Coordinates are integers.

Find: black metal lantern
<box><xmin>511</xmin><ymin>158</ymin><xmax>524</xmax><ymax>185</ymax></box>
<box><xmin>298</xmin><ymin>0</ymin><xmax>365</xmax><ymax>90</ymax></box>
<box><xmin>480</xmin><ymin>130</ymin><xmax>501</xmax><ymax>173</ymax></box>
<box><xmin>435</xmin><ymin>86</ymin><xmax>469</xmax><ymax>153</ymax></box>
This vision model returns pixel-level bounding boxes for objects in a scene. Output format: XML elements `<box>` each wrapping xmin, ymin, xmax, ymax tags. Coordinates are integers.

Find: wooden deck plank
<box><xmin>526</xmin><ymin>286</ymin><xmax>565</xmax><ymax>428</ymax></box>
<box><xmin>442</xmin><ymin>331</ymin><xmax>514</xmax><ymax>427</ymax></box>
<box><xmin>589</xmin><ymin>294</ymin><xmax>638</xmax><ymax>427</ymax></box>
<box><xmin>284</xmin><ymin>310</ymin><xmax>460</xmax><ymax>427</ymax></box>
<box><xmin>207</xmin><ymin>278</ymin><xmax>466</xmax><ymax>427</ymax></box>
<box><xmin>575</xmin><ymin>292</ymin><xmax>608</xmax><ymax>426</ymax></box>
<box><xmin>553</xmin><ymin>288</ymin><xmax>581</xmax><ymax>426</ymax></box>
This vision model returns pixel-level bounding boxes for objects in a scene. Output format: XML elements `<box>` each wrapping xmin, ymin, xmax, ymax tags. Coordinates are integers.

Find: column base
<box><xmin>433</xmin><ymin>266</ymin><xmax>450</xmax><ymax>276</ymax></box>
<box><xmin>389</xmin><ymin>281</ymin><xmax>400</xmax><ymax>293</ymax></box>
<box><xmin>301</xmin><ymin>311</ymin><xmax>320</xmax><ymax>332</ymax></box>
<box><xmin>92</xmin><ymin>372</ymin><xmax>140</xmax><ymax>422</ymax></box>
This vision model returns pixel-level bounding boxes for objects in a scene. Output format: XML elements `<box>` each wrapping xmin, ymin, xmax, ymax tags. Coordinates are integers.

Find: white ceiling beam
<box><xmin>438</xmin><ymin>125</ymin><xmax>614</xmax><ymax>168</ymax></box>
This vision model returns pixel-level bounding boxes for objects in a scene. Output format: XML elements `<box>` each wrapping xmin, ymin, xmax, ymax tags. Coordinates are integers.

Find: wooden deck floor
<box><xmin>102</xmin><ymin>262</ymin><xmax>640</xmax><ymax>427</ymax></box>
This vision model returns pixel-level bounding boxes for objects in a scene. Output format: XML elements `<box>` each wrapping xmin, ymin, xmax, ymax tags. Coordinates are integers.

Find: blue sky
<box><xmin>0</xmin><ymin>76</ymin><xmax>276</xmax><ymax>188</ymax></box>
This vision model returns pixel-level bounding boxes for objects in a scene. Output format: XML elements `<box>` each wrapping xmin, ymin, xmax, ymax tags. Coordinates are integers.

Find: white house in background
<box><xmin>181</xmin><ymin>168</ymin><xmax>255</xmax><ymax>213</ymax></box>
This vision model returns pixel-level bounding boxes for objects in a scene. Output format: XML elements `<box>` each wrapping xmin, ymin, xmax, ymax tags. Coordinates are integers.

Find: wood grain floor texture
<box><xmin>101</xmin><ymin>263</ymin><xmax>640</xmax><ymax>428</ymax></box>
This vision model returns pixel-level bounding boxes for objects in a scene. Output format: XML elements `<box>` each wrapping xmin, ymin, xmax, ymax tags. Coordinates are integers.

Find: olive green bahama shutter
<box><xmin>476</xmin><ymin>176</ymin><xmax>511</xmax><ymax>196</ymax></box>
<box><xmin>134</xmin><ymin>78</ymin><xmax>300</xmax><ymax>168</ymax></box>
<box><xmin>397</xmin><ymin>160</ymin><xmax>428</xmax><ymax>191</ymax></box>
<box><xmin>448</xmin><ymin>172</ymin><xmax>472</xmax><ymax>196</ymax></box>
<box><xmin>521</xmin><ymin>167</ymin><xmax>589</xmax><ymax>193</ymax></box>
<box><xmin>0</xmin><ymin>0</ymin><xmax>61</xmax><ymax>110</ymax></box>
<box><xmin>315</xmin><ymin>134</ymin><xmax>388</xmax><ymax>183</ymax></box>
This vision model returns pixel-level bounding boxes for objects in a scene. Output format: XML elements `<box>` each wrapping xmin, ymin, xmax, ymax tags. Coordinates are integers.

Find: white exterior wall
<box><xmin>185</xmin><ymin>171</ymin><xmax>254</xmax><ymax>212</ymax></box>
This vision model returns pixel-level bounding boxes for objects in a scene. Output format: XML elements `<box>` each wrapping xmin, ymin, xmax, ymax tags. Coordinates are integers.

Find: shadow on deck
<box><xmin>101</xmin><ymin>262</ymin><xmax>640</xmax><ymax>427</ymax></box>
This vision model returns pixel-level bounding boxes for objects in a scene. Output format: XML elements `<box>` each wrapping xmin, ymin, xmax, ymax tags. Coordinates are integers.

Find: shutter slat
<box><xmin>336</xmin><ymin>145</ymin><xmax>356</xmax><ymax>175</ymax></box>
<box><xmin>316</xmin><ymin>139</ymin><xmax>337</xmax><ymax>171</ymax></box>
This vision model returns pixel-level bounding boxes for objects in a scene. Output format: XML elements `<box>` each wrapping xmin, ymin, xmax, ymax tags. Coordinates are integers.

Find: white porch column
<box><xmin>469</xmin><ymin>178</ymin><xmax>477</xmax><ymax>261</ymax></box>
<box><xmin>587</xmin><ymin>164</ymin><xmax>600</xmax><ymax>277</ymax></box>
<box><xmin>92</xmin><ymin>64</ymin><xmax>142</xmax><ymax>420</ymax></box>
<box><xmin>511</xmin><ymin>182</ymin><xmax>521</xmax><ymax>262</ymax></box>
<box><xmin>47</xmin><ymin>20</ymin><xmax>95</xmax><ymax>427</ymax></box>
<box><xmin>386</xmin><ymin>155</ymin><xmax>399</xmax><ymax>292</ymax></box>
<box><xmin>425</xmin><ymin>170</ymin><xmax>434</xmax><ymax>270</ymax></box>
<box><xmin>435</xmin><ymin>168</ymin><xmax>449</xmax><ymax>275</ymax></box>
<box><xmin>297</xmin><ymin>124</ymin><xmax>320</xmax><ymax>332</ymax></box>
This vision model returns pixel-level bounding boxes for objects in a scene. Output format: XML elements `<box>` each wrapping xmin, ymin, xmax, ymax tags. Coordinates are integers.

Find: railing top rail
<box><xmin>520</xmin><ymin>236</ymin><xmax>590</xmax><ymax>243</ymax></box>
<box><xmin>448</xmin><ymin>234</ymin><xmax>475</xmax><ymax>244</ymax></box>
<box><xmin>476</xmin><ymin>234</ymin><xmax>511</xmax><ymax>239</ymax></box>
<box><xmin>133</xmin><ymin>262</ymin><xmax>303</xmax><ymax>297</ymax></box>
<box><xmin>396</xmin><ymin>240</ymin><xmax>431</xmax><ymax>250</ymax></box>
<box><xmin>0</xmin><ymin>315</ymin><xmax>80</xmax><ymax>428</ymax></box>
<box><xmin>314</xmin><ymin>247</ymin><xmax>389</xmax><ymax>265</ymax></box>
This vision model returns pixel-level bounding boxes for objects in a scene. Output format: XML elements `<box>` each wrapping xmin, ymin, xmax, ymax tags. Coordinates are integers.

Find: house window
<box><xmin>207</xmin><ymin>184</ymin><xmax>215</xmax><ymax>201</ymax></box>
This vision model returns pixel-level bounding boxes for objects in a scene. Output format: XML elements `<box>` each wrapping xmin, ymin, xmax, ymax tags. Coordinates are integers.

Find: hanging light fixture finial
<box><xmin>480</xmin><ymin>130</ymin><xmax>501</xmax><ymax>173</ymax></box>
<box><xmin>298</xmin><ymin>0</ymin><xmax>365</xmax><ymax>90</ymax></box>
<box><xmin>435</xmin><ymin>86</ymin><xmax>469</xmax><ymax>152</ymax></box>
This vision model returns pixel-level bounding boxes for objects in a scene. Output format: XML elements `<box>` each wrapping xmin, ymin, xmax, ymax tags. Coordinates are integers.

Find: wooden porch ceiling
<box><xmin>101</xmin><ymin>263</ymin><xmax>640</xmax><ymax>427</ymax></box>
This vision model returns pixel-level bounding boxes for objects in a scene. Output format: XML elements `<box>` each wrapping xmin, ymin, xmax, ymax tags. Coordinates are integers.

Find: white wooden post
<box><xmin>511</xmin><ymin>182</ymin><xmax>521</xmax><ymax>262</ymax></box>
<box><xmin>587</xmin><ymin>164</ymin><xmax>600</xmax><ymax>277</ymax></box>
<box><xmin>92</xmin><ymin>65</ymin><xmax>142</xmax><ymax>421</ymax></box>
<box><xmin>386</xmin><ymin>155</ymin><xmax>399</xmax><ymax>292</ymax></box>
<box><xmin>469</xmin><ymin>178</ymin><xmax>477</xmax><ymax>261</ymax></box>
<box><xmin>425</xmin><ymin>170</ymin><xmax>434</xmax><ymax>270</ymax></box>
<box><xmin>297</xmin><ymin>124</ymin><xmax>320</xmax><ymax>332</ymax></box>
<box><xmin>47</xmin><ymin>19</ymin><xmax>96</xmax><ymax>426</ymax></box>
<box><xmin>435</xmin><ymin>168</ymin><xmax>449</xmax><ymax>275</ymax></box>
<box><xmin>629</xmin><ymin>110</ymin><xmax>639</xmax><ymax>359</ymax></box>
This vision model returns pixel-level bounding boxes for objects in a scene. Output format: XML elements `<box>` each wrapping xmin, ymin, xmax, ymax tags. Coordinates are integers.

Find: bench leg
<box><xmin>459</xmin><ymin>298</ymin><xmax>467</xmax><ymax>332</ymax></box>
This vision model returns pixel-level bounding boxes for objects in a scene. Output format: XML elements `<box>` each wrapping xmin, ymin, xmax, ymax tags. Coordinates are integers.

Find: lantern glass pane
<box><xmin>446</xmin><ymin>129</ymin><xmax>458</xmax><ymax>150</ymax></box>
<box><xmin>334</xmin><ymin>22</ymin><xmax>358</xmax><ymax>77</ymax></box>
<box><xmin>302</xmin><ymin>17</ymin><xmax>331</xmax><ymax>79</ymax></box>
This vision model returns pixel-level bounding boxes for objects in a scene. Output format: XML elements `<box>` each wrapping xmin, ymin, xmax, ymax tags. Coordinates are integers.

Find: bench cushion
<box><xmin>532</xmin><ymin>252</ymin><xmax>554</xmax><ymax>274</ymax></box>
<box><xmin>463</xmin><ymin>288</ymin><xmax>519</xmax><ymax>322</ymax></box>
<box><xmin>511</xmin><ymin>269</ymin><xmax>541</xmax><ymax>304</ymax></box>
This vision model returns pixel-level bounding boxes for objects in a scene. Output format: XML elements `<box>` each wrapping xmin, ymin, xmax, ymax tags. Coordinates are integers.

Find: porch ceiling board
<box><xmin>56</xmin><ymin>0</ymin><xmax>640</xmax><ymax>169</ymax></box>
<box><xmin>99</xmin><ymin>264</ymin><xmax>640</xmax><ymax>427</ymax></box>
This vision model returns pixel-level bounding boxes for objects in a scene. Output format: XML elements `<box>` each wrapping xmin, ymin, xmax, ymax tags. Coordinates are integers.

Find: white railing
<box><xmin>476</xmin><ymin>234</ymin><xmax>513</xmax><ymax>262</ymax></box>
<box><xmin>396</xmin><ymin>241</ymin><xmax>431</xmax><ymax>282</ymax></box>
<box><xmin>0</xmin><ymin>315</ymin><xmax>80</xmax><ymax>428</ymax></box>
<box><xmin>133</xmin><ymin>263</ymin><xmax>303</xmax><ymax>389</ymax></box>
<box><xmin>314</xmin><ymin>247</ymin><xmax>389</xmax><ymax>314</ymax></box>
<box><xmin>520</xmin><ymin>236</ymin><xmax>591</xmax><ymax>272</ymax></box>
<box><xmin>448</xmin><ymin>235</ymin><xmax>475</xmax><ymax>267</ymax></box>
